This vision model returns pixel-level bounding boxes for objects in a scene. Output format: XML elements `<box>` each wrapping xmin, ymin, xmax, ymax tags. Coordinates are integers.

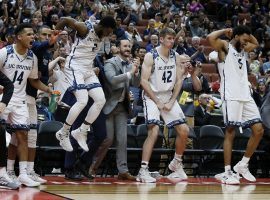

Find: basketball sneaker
<box><xmin>28</xmin><ymin>171</ymin><xmax>47</xmax><ymax>184</ymax></box>
<box><xmin>7</xmin><ymin>171</ymin><xmax>21</xmax><ymax>186</ymax></box>
<box><xmin>71</xmin><ymin>128</ymin><xmax>89</xmax><ymax>152</ymax></box>
<box><xmin>0</xmin><ymin>173</ymin><xmax>20</xmax><ymax>190</ymax></box>
<box><xmin>136</xmin><ymin>167</ymin><xmax>156</xmax><ymax>183</ymax></box>
<box><xmin>233</xmin><ymin>161</ymin><xmax>256</xmax><ymax>182</ymax></box>
<box><xmin>18</xmin><ymin>174</ymin><xmax>40</xmax><ymax>187</ymax></box>
<box><xmin>215</xmin><ymin>170</ymin><xmax>240</xmax><ymax>184</ymax></box>
<box><xmin>56</xmin><ymin>128</ymin><xmax>73</xmax><ymax>152</ymax></box>
<box><xmin>168</xmin><ymin>158</ymin><xmax>188</xmax><ymax>180</ymax></box>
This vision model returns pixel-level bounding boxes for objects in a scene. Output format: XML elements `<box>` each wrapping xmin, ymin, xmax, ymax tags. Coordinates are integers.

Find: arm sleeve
<box><xmin>0</xmin><ymin>71</ymin><xmax>14</xmax><ymax>105</ymax></box>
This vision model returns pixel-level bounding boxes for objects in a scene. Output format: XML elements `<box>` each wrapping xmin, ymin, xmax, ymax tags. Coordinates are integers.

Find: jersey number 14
<box><xmin>12</xmin><ymin>71</ymin><xmax>24</xmax><ymax>85</ymax></box>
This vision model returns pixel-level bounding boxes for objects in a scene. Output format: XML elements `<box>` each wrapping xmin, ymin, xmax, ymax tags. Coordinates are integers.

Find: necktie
<box><xmin>121</xmin><ymin>61</ymin><xmax>129</xmax><ymax>66</ymax></box>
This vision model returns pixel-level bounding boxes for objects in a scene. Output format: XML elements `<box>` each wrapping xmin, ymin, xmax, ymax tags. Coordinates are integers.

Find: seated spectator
<box><xmin>253</xmin><ymin>79</ymin><xmax>267</xmax><ymax>108</ymax></box>
<box><xmin>189</xmin><ymin>0</ymin><xmax>204</xmax><ymax>13</ymax></box>
<box><xmin>125</xmin><ymin>22</ymin><xmax>142</xmax><ymax>44</ymax></box>
<box><xmin>187</xmin><ymin>16</ymin><xmax>205</xmax><ymax>37</ymax></box>
<box><xmin>143</xmin><ymin>19</ymin><xmax>159</xmax><ymax>42</ymax></box>
<box><xmin>175</xmin><ymin>36</ymin><xmax>187</xmax><ymax>55</ymax></box>
<box><xmin>194</xmin><ymin>93</ymin><xmax>222</xmax><ymax>126</ymax></box>
<box><xmin>114</xmin><ymin>16</ymin><xmax>127</xmax><ymax>40</ymax></box>
<box><xmin>186</xmin><ymin>36</ymin><xmax>207</xmax><ymax>63</ymax></box>
<box><xmin>154</xmin><ymin>13</ymin><xmax>163</xmax><ymax>31</ymax></box>
<box><xmin>131</xmin><ymin>0</ymin><xmax>150</xmax><ymax>20</ymax></box>
<box><xmin>262</xmin><ymin>51</ymin><xmax>270</xmax><ymax>75</ymax></box>
<box><xmin>146</xmin><ymin>34</ymin><xmax>159</xmax><ymax>52</ymax></box>
<box><xmin>147</xmin><ymin>0</ymin><xmax>161</xmax><ymax>19</ymax></box>
<box><xmin>248</xmin><ymin>50</ymin><xmax>263</xmax><ymax>77</ymax></box>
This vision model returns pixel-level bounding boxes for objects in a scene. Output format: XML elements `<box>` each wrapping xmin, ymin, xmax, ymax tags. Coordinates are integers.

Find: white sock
<box><xmin>62</xmin><ymin>123</ymin><xmax>71</xmax><ymax>132</ymax></box>
<box><xmin>19</xmin><ymin>161</ymin><xmax>27</xmax><ymax>175</ymax></box>
<box><xmin>174</xmin><ymin>153</ymin><xmax>182</xmax><ymax>161</ymax></box>
<box><xmin>0</xmin><ymin>167</ymin><xmax>6</xmax><ymax>176</ymax></box>
<box><xmin>240</xmin><ymin>156</ymin><xmax>250</xmax><ymax>164</ymax></box>
<box><xmin>27</xmin><ymin>162</ymin><xmax>34</xmax><ymax>173</ymax></box>
<box><xmin>225</xmin><ymin>165</ymin><xmax>231</xmax><ymax>172</ymax></box>
<box><xmin>141</xmin><ymin>161</ymin><xmax>149</xmax><ymax>169</ymax></box>
<box><xmin>80</xmin><ymin>123</ymin><xmax>89</xmax><ymax>132</ymax></box>
<box><xmin>7</xmin><ymin>159</ymin><xmax>15</xmax><ymax>172</ymax></box>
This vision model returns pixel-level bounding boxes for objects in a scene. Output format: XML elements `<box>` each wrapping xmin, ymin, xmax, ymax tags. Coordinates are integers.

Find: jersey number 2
<box><xmin>162</xmin><ymin>71</ymin><xmax>172</xmax><ymax>83</ymax></box>
<box><xmin>12</xmin><ymin>71</ymin><xmax>24</xmax><ymax>85</ymax></box>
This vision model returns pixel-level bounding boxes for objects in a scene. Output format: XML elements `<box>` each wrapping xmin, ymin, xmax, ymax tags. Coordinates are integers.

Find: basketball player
<box><xmin>137</xmin><ymin>28</ymin><xmax>190</xmax><ymax>183</ymax></box>
<box><xmin>207</xmin><ymin>25</ymin><xmax>264</xmax><ymax>184</ymax></box>
<box><xmin>0</xmin><ymin>23</ymin><xmax>52</xmax><ymax>187</ymax></box>
<box><xmin>55</xmin><ymin>16</ymin><xmax>116</xmax><ymax>152</ymax></box>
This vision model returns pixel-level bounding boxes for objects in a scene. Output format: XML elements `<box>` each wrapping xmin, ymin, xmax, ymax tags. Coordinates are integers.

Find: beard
<box><xmin>235</xmin><ymin>41</ymin><xmax>242</xmax><ymax>52</ymax></box>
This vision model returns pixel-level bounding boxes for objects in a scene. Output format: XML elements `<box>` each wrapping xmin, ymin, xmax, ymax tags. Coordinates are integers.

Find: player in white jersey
<box><xmin>54</xmin><ymin>16</ymin><xmax>116</xmax><ymax>152</ymax></box>
<box><xmin>207</xmin><ymin>25</ymin><xmax>264</xmax><ymax>184</ymax></box>
<box><xmin>136</xmin><ymin>28</ymin><xmax>191</xmax><ymax>183</ymax></box>
<box><xmin>0</xmin><ymin>23</ymin><xmax>52</xmax><ymax>187</ymax></box>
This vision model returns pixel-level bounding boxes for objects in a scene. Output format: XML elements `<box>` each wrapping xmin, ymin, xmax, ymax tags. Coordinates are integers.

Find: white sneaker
<box><xmin>18</xmin><ymin>174</ymin><xmax>40</xmax><ymax>187</ymax></box>
<box><xmin>215</xmin><ymin>170</ymin><xmax>240</xmax><ymax>185</ymax></box>
<box><xmin>71</xmin><ymin>128</ymin><xmax>89</xmax><ymax>152</ymax></box>
<box><xmin>0</xmin><ymin>174</ymin><xmax>20</xmax><ymax>190</ymax></box>
<box><xmin>7</xmin><ymin>171</ymin><xmax>21</xmax><ymax>186</ymax></box>
<box><xmin>136</xmin><ymin>168</ymin><xmax>156</xmax><ymax>183</ymax></box>
<box><xmin>168</xmin><ymin>159</ymin><xmax>188</xmax><ymax>180</ymax></box>
<box><xmin>233</xmin><ymin>161</ymin><xmax>256</xmax><ymax>182</ymax></box>
<box><xmin>28</xmin><ymin>171</ymin><xmax>47</xmax><ymax>184</ymax></box>
<box><xmin>56</xmin><ymin>128</ymin><xmax>73</xmax><ymax>152</ymax></box>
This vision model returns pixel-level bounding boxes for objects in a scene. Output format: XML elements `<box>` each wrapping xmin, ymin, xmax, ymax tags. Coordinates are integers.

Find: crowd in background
<box><xmin>1</xmin><ymin>0</ymin><xmax>270</xmax><ymax>183</ymax></box>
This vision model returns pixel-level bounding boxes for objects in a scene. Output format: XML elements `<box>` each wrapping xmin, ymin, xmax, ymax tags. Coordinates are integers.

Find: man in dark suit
<box><xmin>92</xmin><ymin>39</ymin><xmax>140</xmax><ymax>180</ymax></box>
<box><xmin>194</xmin><ymin>94</ymin><xmax>213</xmax><ymax>126</ymax></box>
<box><xmin>194</xmin><ymin>93</ymin><xmax>222</xmax><ymax>126</ymax></box>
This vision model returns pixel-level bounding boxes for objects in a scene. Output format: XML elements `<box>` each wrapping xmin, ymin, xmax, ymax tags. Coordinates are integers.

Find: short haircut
<box><xmin>38</xmin><ymin>25</ymin><xmax>51</xmax><ymax>33</ymax></box>
<box><xmin>14</xmin><ymin>23</ymin><xmax>33</xmax><ymax>35</ymax></box>
<box><xmin>232</xmin><ymin>25</ymin><xmax>251</xmax><ymax>38</ymax></box>
<box><xmin>115</xmin><ymin>39</ymin><xmax>129</xmax><ymax>47</ymax></box>
<box><xmin>99</xmin><ymin>16</ymin><xmax>117</xmax><ymax>29</ymax></box>
<box><xmin>159</xmin><ymin>27</ymin><xmax>176</xmax><ymax>38</ymax></box>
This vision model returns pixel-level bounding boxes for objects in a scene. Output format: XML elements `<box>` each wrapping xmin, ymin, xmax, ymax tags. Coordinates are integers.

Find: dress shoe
<box><xmin>65</xmin><ymin>169</ymin><xmax>83</xmax><ymax>181</ymax></box>
<box><xmin>74</xmin><ymin>159</ymin><xmax>94</xmax><ymax>180</ymax></box>
<box><xmin>118</xmin><ymin>172</ymin><xmax>136</xmax><ymax>181</ymax></box>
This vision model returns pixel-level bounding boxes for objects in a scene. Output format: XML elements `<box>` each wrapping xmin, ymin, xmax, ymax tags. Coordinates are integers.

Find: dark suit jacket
<box><xmin>194</xmin><ymin>105</ymin><xmax>212</xmax><ymax>126</ymax></box>
<box><xmin>261</xmin><ymin>91</ymin><xmax>270</xmax><ymax>129</ymax></box>
<box><xmin>103</xmin><ymin>56</ymin><xmax>140</xmax><ymax>115</ymax></box>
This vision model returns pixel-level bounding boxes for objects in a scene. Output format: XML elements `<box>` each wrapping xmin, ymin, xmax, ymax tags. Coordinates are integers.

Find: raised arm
<box><xmin>244</xmin><ymin>34</ymin><xmax>259</xmax><ymax>52</ymax></box>
<box><xmin>55</xmin><ymin>17</ymin><xmax>88</xmax><ymax>38</ymax></box>
<box><xmin>206</xmin><ymin>29</ymin><xmax>230</xmax><ymax>52</ymax></box>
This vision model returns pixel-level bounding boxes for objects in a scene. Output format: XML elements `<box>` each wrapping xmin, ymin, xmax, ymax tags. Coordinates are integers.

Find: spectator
<box><xmin>247</xmin><ymin>50</ymin><xmax>262</xmax><ymax>77</ymax></box>
<box><xmin>194</xmin><ymin>93</ymin><xmax>222</xmax><ymax>126</ymax></box>
<box><xmin>147</xmin><ymin>0</ymin><xmax>161</xmax><ymax>19</ymax></box>
<box><xmin>143</xmin><ymin>19</ymin><xmax>159</xmax><ymax>42</ymax></box>
<box><xmin>186</xmin><ymin>36</ymin><xmax>207</xmax><ymax>63</ymax></box>
<box><xmin>262</xmin><ymin>51</ymin><xmax>270</xmax><ymax>75</ymax></box>
<box><xmin>146</xmin><ymin>34</ymin><xmax>159</xmax><ymax>52</ymax></box>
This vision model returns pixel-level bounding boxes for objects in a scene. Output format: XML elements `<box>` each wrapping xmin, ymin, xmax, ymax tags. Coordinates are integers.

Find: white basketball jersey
<box><xmin>218</xmin><ymin>43</ymin><xmax>252</xmax><ymax>101</ymax></box>
<box><xmin>65</xmin><ymin>20</ymin><xmax>101</xmax><ymax>70</ymax></box>
<box><xmin>0</xmin><ymin>45</ymin><xmax>38</xmax><ymax>105</ymax></box>
<box><xmin>149</xmin><ymin>48</ymin><xmax>177</xmax><ymax>93</ymax></box>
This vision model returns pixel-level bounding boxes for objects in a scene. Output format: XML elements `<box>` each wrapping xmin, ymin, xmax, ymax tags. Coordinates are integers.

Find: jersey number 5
<box><xmin>162</xmin><ymin>71</ymin><xmax>172</xmax><ymax>83</ymax></box>
<box><xmin>12</xmin><ymin>71</ymin><xmax>24</xmax><ymax>85</ymax></box>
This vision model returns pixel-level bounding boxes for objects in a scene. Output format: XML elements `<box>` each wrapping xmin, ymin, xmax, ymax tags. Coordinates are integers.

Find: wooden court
<box><xmin>1</xmin><ymin>176</ymin><xmax>270</xmax><ymax>200</ymax></box>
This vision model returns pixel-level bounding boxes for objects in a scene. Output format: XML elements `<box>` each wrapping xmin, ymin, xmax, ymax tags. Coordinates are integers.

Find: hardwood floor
<box><xmin>1</xmin><ymin>176</ymin><xmax>270</xmax><ymax>200</ymax></box>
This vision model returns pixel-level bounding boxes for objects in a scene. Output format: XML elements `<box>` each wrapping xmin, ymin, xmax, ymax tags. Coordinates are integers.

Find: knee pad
<box><xmin>10</xmin><ymin>133</ymin><xmax>18</xmax><ymax>147</ymax></box>
<box><xmin>28</xmin><ymin>129</ymin><xmax>37</xmax><ymax>148</ymax></box>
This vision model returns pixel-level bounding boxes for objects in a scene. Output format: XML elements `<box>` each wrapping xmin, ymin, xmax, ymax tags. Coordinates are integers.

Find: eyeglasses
<box><xmin>60</xmin><ymin>33</ymin><xmax>68</xmax><ymax>36</ymax></box>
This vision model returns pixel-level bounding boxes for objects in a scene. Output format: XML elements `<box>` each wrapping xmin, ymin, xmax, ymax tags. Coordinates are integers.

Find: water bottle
<box><xmin>48</xmin><ymin>90</ymin><xmax>61</xmax><ymax>113</ymax></box>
